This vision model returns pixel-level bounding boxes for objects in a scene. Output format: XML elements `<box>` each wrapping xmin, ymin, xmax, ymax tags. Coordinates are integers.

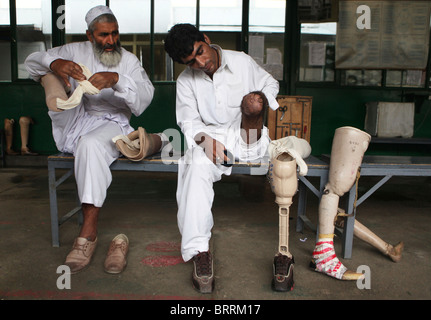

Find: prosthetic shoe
<box><xmin>311</xmin><ymin>126</ymin><xmax>370</xmax><ymax>280</ymax></box>
<box><xmin>268</xmin><ymin>152</ymin><xmax>297</xmax><ymax>291</ymax></box>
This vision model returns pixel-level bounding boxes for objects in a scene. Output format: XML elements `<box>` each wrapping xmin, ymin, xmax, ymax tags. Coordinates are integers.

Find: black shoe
<box><xmin>272</xmin><ymin>253</ymin><xmax>294</xmax><ymax>292</ymax></box>
<box><xmin>192</xmin><ymin>251</ymin><xmax>214</xmax><ymax>293</ymax></box>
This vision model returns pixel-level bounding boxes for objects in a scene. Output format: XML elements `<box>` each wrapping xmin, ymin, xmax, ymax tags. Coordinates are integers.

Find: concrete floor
<box><xmin>1</xmin><ymin>155</ymin><xmax>431</xmax><ymax>302</ymax></box>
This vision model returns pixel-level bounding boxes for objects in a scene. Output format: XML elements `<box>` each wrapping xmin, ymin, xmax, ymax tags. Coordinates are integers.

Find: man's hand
<box><xmin>88</xmin><ymin>72</ymin><xmax>119</xmax><ymax>90</ymax></box>
<box><xmin>195</xmin><ymin>132</ymin><xmax>230</xmax><ymax>164</ymax></box>
<box><xmin>50</xmin><ymin>59</ymin><xmax>86</xmax><ymax>87</ymax></box>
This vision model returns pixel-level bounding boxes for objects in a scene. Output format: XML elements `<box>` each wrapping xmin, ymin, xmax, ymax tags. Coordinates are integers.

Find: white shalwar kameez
<box><xmin>176</xmin><ymin>45</ymin><xmax>280</xmax><ymax>261</ymax></box>
<box><xmin>25</xmin><ymin>41</ymin><xmax>154</xmax><ymax>207</ymax></box>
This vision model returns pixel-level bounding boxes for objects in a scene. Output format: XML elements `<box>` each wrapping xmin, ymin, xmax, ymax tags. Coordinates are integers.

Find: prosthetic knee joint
<box><xmin>312</xmin><ymin>126</ymin><xmax>370</xmax><ymax>280</ymax></box>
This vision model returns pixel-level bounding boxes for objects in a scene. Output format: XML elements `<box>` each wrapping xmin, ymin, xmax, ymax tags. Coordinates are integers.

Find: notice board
<box><xmin>335</xmin><ymin>1</ymin><xmax>431</xmax><ymax>69</ymax></box>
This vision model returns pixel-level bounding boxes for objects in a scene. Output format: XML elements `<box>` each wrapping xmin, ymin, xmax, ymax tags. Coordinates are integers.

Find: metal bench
<box><xmin>47</xmin><ymin>152</ymin><xmax>269</xmax><ymax>247</ymax></box>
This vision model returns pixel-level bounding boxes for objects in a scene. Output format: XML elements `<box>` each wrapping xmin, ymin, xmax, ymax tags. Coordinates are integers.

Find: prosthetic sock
<box><xmin>311</xmin><ymin>126</ymin><xmax>370</xmax><ymax>280</ymax></box>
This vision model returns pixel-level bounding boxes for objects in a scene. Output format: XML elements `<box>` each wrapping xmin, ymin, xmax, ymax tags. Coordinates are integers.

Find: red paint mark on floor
<box><xmin>146</xmin><ymin>241</ymin><xmax>181</xmax><ymax>252</ymax></box>
<box><xmin>141</xmin><ymin>255</ymin><xmax>184</xmax><ymax>267</ymax></box>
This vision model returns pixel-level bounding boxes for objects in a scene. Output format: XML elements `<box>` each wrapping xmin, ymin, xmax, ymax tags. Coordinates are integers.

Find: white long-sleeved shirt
<box><xmin>176</xmin><ymin>45</ymin><xmax>279</xmax><ymax>148</ymax></box>
<box><xmin>25</xmin><ymin>41</ymin><xmax>154</xmax><ymax>119</ymax></box>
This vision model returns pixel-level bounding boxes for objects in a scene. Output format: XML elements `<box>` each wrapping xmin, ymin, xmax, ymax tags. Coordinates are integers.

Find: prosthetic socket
<box><xmin>313</xmin><ymin>126</ymin><xmax>371</xmax><ymax>280</ymax></box>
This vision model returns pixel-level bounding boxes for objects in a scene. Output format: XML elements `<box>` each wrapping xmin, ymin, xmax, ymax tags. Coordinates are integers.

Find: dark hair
<box><xmin>164</xmin><ymin>23</ymin><xmax>205</xmax><ymax>64</ymax></box>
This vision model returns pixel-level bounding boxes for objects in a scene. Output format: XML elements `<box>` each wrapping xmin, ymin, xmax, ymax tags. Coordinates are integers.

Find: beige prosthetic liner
<box><xmin>40</xmin><ymin>73</ymin><xmax>69</xmax><ymax>112</ymax></box>
<box><xmin>315</xmin><ymin>126</ymin><xmax>371</xmax><ymax>280</ymax></box>
<box><xmin>270</xmin><ymin>153</ymin><xmax>298</xmax><ymax>258</ymax></box>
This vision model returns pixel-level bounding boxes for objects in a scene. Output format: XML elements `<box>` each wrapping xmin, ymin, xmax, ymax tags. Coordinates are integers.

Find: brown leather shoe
<box><xmin>65</xmin><ymin>237</ymin><xmax>97</xmax><ymax>274</ymax></box>
<box><xmin>104</xmin><ymin>234</ymin><xmax>129</xmax><ymax>274</ymax></box>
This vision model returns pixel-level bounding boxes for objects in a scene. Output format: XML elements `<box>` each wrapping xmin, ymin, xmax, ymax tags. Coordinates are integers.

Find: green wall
<box><xmin>1</xmin><ymin>81</ymin><xmax>430</xmax><ymax>156</ymax></box>
<box><xmin>0</xmin><ymin>82</ymin><xmax>178</xmax><ymax>155</ymax></box>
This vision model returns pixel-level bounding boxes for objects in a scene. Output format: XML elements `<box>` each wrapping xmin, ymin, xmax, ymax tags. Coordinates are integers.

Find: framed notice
<box><xmin>335</xmin><ymin>1</ymin><xmax>431</xmax><ymax>69</ymax></box>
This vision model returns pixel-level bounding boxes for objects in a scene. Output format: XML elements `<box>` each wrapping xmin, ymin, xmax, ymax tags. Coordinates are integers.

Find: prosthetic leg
<box><xmin>19</xmin><ymin>116</ymin><xmax>38</xmax><ymax>155</ymax></box>
<box><xmin>4</xmin><ymin>118</ymin><xmax>19</xmax><ymax>155</ymax></box>
<box><xmin>268</xmin><ymin>153</ymin><xmax>297</xmax><ymax>291</ymax></box>
<box><xmin>335</xmin><ymin>216</ymin><xmax>404</xmax><ymax>262</ymax></box>
<box><xmin>311</xmin><ymin>126</ymin><xmax>370</xmax><ymax>280</ymax></box>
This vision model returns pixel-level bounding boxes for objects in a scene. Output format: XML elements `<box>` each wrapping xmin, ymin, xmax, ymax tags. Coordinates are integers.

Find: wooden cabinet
<box><xmin>267</xmin><ymin>96</ymin><xmax>312</xmax><ymax>143</ymax></box>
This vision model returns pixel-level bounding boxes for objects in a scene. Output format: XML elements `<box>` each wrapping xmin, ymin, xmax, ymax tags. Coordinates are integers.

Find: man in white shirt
<box><xmin>25</xmin><ymin>5</ymin><xmax>161</xmax><ymax>274</ymax></box>
<box><xmin>164</xmin><ymin>23</ymin><xmax>280</xmax><ymax>293</ymax></box>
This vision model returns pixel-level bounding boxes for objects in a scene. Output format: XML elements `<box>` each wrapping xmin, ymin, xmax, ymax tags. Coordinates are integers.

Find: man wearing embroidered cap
<box><xmin>24</xmin><ymin>5</ymin><xmax>167</xmax><ymax>274</ymax></box>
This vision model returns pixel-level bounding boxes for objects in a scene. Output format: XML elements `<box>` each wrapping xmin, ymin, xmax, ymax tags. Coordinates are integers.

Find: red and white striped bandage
<box><xmin>312</xmin><ymin>238</ymin><xmax>347</xmax><ymax>280</ymax></box>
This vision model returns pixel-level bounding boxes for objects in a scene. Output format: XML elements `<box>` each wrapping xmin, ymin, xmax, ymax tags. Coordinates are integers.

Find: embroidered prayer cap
<box><xmin>85</xmin><ymin>5</ymin><xmax>115</xmax><ymax>28</ymax></box>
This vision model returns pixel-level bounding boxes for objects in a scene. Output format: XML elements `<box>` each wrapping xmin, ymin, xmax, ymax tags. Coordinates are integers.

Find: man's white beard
<box><xmin>92</xmin><ymin>41</ymin><xmax>122</xmax><ymax>67</ymax></box>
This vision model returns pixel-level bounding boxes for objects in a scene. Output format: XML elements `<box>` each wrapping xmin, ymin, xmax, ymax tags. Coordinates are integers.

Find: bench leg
<box><xmin>48</xmin><ymin>163</ymin><xmax>60</xmax><ymax>247</ymax></box>
<box><xmin>341</xmin><ymin>183</ymin><xmax>357</xmax><ymax>259</ymax></box>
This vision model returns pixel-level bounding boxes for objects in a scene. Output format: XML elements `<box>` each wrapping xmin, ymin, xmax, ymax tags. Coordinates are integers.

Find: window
<box><xmin>249</xmin><ymin>0</ymin><xmax>286</xmax><ymax>81</ymax></box>
<box><xmin>299</xmin><ymin>22</ymin><xmax>336</xmax><ymax>82</ymax></box>
<box><xmin>0</xmin><ymin>0</ymin><xmax>11</xmax><ymax>81</ymax></box>
<box><xmin>16</xmin><ymin>0</ymin><xmax>52</xmax><ymax>79</ymax></box>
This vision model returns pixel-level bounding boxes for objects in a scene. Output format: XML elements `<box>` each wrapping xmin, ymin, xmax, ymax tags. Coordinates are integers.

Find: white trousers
<box><xmin>177</xmin><ymin>124</ymin><xmax>270</xmax><ymax>262</ymax></box>
<box><xmin>49</xmin><ymin>106</ymin><xmax>130</xmax><ymax>208</ymax></box>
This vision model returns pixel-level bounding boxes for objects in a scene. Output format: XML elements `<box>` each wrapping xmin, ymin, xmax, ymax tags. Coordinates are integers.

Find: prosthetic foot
<box><xmin>112</xmin><ymin>127</ymin><xmax>164</xmax><ymax>161</ymax></box>
<box><xmin>4</xmin><ymin>118</ymin><xmax>19</xmax><ymax>155</ymax></box>
<box><xmin>311</xmin><ymin>126</ymin><xmax>370</xmax><ymax>280</ymax></box>
<box><xmin>19</xmin><ymin>116</ymin><xmax>38</xmax><ymax>155</ymax></box>
<box><xmin>335</xmin><ymin>216</ymin><xmax>404</xmax><ymax>262</ymax></box>
<box><xmin>268</xmin><ymin>152</ymin><xmax>297</xmax><ymax>291</ymax></box>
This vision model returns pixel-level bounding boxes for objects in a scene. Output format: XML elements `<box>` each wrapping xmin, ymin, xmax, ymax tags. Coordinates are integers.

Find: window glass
<box><xmin>386</xmin><ymin>70</ymin><xmax>425</xmax><ymax>88</ymax></box>
<box><xmin>110</xmin><ymin>0</ymin><xmax>151</xmax><ymax>77</ymax></box>
<box><xmin>340</xmin><ymin>70</ymin><xmax>382</xmax><ymax>86</ymax></box>
<box><xmin>65</xmin><ymin>0</ymin><xmax>105</xmax><ymax>43</ymax></box>
<box><xmin>16</xmin><ymin>0</ymin><xmax>52</xmax><ymax>79</ymax></box>
<box><xmin>299</xmin><ymin>22</ymin><xmax>336</xmax><ymax>82</ymax></box>
<box><xmin>200</xmin><ymin>0</ymin><xmax>242</xmax><ymax>32</ymax></box>
<box><xmin>0</xmin><ymin>0</ymin><xmax>11</xmax><ymax>81</ymax></box>
<box><xmin>155</xmin><ymin>0</ymin><xmax>196</xmax><ymax>81</ymax></box>
<box><xmin>249</xmin><ymin>0</ymin><xmax>286</xmax><ymax>81</ymax></box>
